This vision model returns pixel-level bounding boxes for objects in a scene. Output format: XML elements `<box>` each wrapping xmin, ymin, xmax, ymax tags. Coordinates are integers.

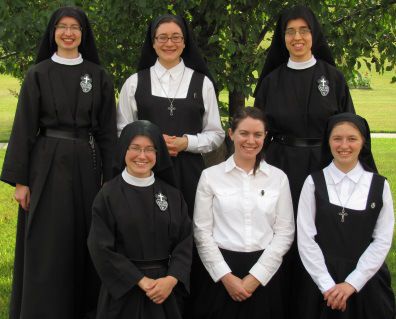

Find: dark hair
<box><xmin>230</xmin><ymin>107</ymin><xmax>267</xmax><ymax>174</ymax></box>
<box><xmin>151</xmin><ymin>15</ymin><xmax>186</xmax><ymax>42</ymax></box>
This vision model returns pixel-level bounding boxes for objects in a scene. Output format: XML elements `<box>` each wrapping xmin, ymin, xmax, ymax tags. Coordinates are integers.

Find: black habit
<box><xmin>1</xmin><ymin>58</ymin><xmax>116</xmax><ymax>318</ymax></box>
<box><xmin>88</xmin><ymin>174</ymin><xmax>192</xmax><ymax>319</ymax></box>
<box><xmin>254</xmin><ymin>59</ymin><xmax>355</xmax><ymax>209</ymax></box>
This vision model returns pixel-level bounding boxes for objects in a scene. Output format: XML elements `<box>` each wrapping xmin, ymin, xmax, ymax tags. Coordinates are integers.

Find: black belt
<box><xmin>132</xmin><ymin>258</ymin><xmax>169</xmax><ymax>270</ymax></box>
<box><xmin>40</xmin><ymin>128</ymin><xmax>91</xmax><ymax>141</ymax></box>
<box><xmin>273</xmin><ymin>135</ymin><xmax>321</xmax><ymax>147</ymax></box>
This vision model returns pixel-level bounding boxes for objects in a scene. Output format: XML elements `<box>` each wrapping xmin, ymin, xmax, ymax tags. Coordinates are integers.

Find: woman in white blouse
<box><xmin>297</xmin><ymin>113</ymin><xmax>395</xmax><ymax>319</ymax></box>
<box><xmin>117</xmin><ymin>14</ymin><xmax>224</xmax><ymax>219</ymax></box>
<box><xmin>193</xmin><ymin>107</ymin><xmax>295</xmax><ymax>319</ymax></box>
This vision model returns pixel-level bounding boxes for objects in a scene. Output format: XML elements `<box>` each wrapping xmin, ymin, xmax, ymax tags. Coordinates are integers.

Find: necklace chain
<box><xmin>331</xmin><ymin>173</ymin><xmax>361</xmax><ymax>223</ymax></box>
<box><xmin>154</xmin><ymin>67</ymin><xmax>186</xmax><ymax>116</ymax></box>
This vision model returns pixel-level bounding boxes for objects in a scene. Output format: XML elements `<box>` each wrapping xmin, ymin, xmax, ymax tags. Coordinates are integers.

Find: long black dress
<box><xmin>298</xmin><ymin>171</ymin><xmax>395</xmax><ymax>319</ymax></box>
<box><xmin>135</xmin><ymin>69</ymin><xmax>205</xmax><ymax>218</ymax></box>
<box><xmin>1</xmin><ymin>58</ymin><xmax>116</xmax><ymax>318</ymax></box>
<box><xmin>254</xmin><ymin>59</ymin><xmax>355</xmax><ymax>210</ymax></box>
<box><xmin>88</xmin><ymin>175</ymin><xmax>192</xmax><ymax>319</ymax></box>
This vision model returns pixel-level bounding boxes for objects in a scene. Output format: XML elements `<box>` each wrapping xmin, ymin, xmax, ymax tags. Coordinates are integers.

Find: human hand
<box><xmin>221</xmin><ymin>273</ymin><xmax>252</xmax><ymax>302</ymax></box>
<box><xmin>323</xmin><ymin>282</ymin><xmax>356</xmax><ymax>312</ymax></box>
<box><xmin>146</xmin><ymin>276</ymin><xmax>178</xmax><ymax>304</ymax></box>
<box><xmin>242</xmin><ymin>274</ymin><xmax>261</xmax><ymax>294</ymax></box>
<box><xmin>137</xmin><ymin>276</ymin><xmax>156</xmax><ymax>293</ymax></box>
<box><xmin>163</xmin><ymin>134</ymin><xmax>178</xmax><ymax>156</ymax></box>
<box><xmin>162</xmin><ymin>134</ymin><xmax>188</xmax><ymax>156</ymax></box>
<box><xmin>15</xmin><ymin>184</ymin><xmax>30</xmax><ymax>211</ymax></box>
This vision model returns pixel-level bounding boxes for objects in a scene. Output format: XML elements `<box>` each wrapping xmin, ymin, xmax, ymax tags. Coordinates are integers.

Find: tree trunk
<box><xmin>228</xmin><ymin>90</ymin><xmax>245</xmax><ymax>119</ymax></box>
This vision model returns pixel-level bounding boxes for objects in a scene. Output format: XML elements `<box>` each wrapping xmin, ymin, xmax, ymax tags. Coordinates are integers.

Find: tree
<box><xmin>1</xmin><ymin>0</ymin><xmax>395</xmax><ymax>117</ymax></box>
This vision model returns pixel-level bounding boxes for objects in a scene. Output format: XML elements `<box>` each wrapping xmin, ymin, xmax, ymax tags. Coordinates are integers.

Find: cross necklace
<box><xmin>155</xmin><ymin>67</ymin><xmax>186</xmax><ymax>116</ymax></box>
<box><xmin>332</xmin><ymin>175</ymin><xmax>361</xmax><ymax>223</ymax></box>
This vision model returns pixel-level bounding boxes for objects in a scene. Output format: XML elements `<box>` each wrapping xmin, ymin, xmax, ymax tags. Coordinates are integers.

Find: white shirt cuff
<box><xmin>184</xmin><ymin>134</ymin><xmax>198</xmax><ymax>152</ymax></box>
<box><xmin>249</xmin><ymin>262</ymin><xmax>272</xmax><ymax>286</ymax></box>
<box><xmin>345</xmin><ymin>270</ymin><xmax>364</xmax><ymax>292</ymax></box>
<box><xmin>207</xmin><ymin>260</ymin><xmax>232</xmax><ymax>282</ymax></box>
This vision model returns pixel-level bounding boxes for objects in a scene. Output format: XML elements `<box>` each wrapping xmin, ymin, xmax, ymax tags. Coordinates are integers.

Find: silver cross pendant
<box><xmin>338</xmin><ymin>208</ymin><xmax>348</xmax><ymax>223</ymax></box>
<box><xmin>168</xmin><ymin>102</ymin><xmax>176</xmax><ymax>116</ymax></box>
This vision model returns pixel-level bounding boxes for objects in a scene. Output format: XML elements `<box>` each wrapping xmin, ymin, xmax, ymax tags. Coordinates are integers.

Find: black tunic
<box><xmin>1</xmin><ymin>59</ymin><xmax>117</xmax><ymax>318</ymax></box>
<box><xmin>254</xmin><ymin>59</ymin><xmax>355</xmax><ymax>210</ymax></box>
<box><xmin>88</xmin><ymin>175</ymin><xmax>192</xmax><ymax>319</ymax></box>
<box><xmin>297</xmin><ymin>171</ymin><xmax>395</xmax><ymax>319</ymax></box>
<box><xmin>135</xmin><ymin>69</ymin><xmax>205</xmax><ymax>218</ymax></box>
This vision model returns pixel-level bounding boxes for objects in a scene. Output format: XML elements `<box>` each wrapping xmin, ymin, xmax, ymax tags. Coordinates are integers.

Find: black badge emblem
<box><xmin>155</xmin><ymin>192</ymin><xmax>168</xmax><ymax>211</ymax></box>
<box><xmin>317</xmin><ymin>76</ymin><xmax>329</xmax><ymax>96</ymax></box>
<box><xmin>80</xmin><ymin>74</ymin><xmax>92</xmax><ymax>93</ymax></box>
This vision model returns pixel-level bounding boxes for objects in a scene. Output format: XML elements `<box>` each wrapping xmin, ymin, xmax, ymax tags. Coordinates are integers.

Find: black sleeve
<box><xmin>337</xmin><ymin>72</ymin><xmax>355</xmax><ymax>114</ymax></box>
<box><xmin>87</xmin><ymin>190</ymin><xmax>144</xmax><ymax>300</ymax></box>
<box><xmin>167</xmin><ymin>194</ymin><xmax>193</xmax><ymax>293</ymax></box>
<box><xmin>96</xmin><ymin>70</ymin><xmax>117</xmax><ymax>182</ymax></box>
<box><xmin>1</xmin><ymin>68</ymin><xmax>40</xmax><ymax>186</ymax></box>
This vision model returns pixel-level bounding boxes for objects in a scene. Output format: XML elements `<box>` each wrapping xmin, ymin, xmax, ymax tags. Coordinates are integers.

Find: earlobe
<box><xmin>228</xmin><ymin>128</ymin><xmax>234</xmax><ymax>140</ymax></box>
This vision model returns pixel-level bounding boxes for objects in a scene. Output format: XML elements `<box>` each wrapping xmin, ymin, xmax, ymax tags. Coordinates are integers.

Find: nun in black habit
<box><xmin>117</xmin><ymin>14</ymin><xmax>224</xmax><ymax>218</ymax></box>
<box><xmin>88</xmin><ymin>120</ymin><xmax>192</xmax><ymax>319</ymax></box>
<box><xmin>297</xmin><ymin>113</ymin><xmax>395</xmax><ymax>318</ymax></box>
<box><xmin>0</xmin><ymin>7</ymin><xmax>116</xmax><ymax>318</ymax></box>
<box><xmin>253</xmin><ymin>6</ymin><xmax>355</xmax><ymax>318</ymax></box>
<box><xmin>254</xmin><ymin>5</ymin><xmax>355</xmax><ymax>211</ymax></box>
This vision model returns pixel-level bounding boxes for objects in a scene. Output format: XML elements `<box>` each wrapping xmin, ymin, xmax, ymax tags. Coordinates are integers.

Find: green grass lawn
<box><xmin>0</xmin><ymin>75</ymin><xmax>19</xmax><ymax>142</ymax></box>
<box><xmin>0</xmin><ymin>138</ymin><xmax>395</xmax><ymax>317</ymax></box>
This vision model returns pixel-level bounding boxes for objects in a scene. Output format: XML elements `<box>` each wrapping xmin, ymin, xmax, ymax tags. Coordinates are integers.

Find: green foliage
<box><xmin>0</xmin><ymin>0</ymin><xmax>395</xmax><ymax>106</ymax></box>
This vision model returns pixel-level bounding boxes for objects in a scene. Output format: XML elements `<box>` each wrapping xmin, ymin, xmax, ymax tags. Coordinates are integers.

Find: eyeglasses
<box><xmin>285</xmin><ymin>27</ymin><xmax>311</xmax><ymax>37</ymax></box>
<box><xmin>155</xmin><ymin>34</ymin><xmax>184</xmax><ymax>43</ymax></box>
<box><xmin>55</xmin><ymin>24</ymin><xmax>82</xmax><ymax>33</ymax></box>
<box><xmin>127</xmin><ymin>145</ymin><xmax>157</xmax><ymax>155</ymax></box>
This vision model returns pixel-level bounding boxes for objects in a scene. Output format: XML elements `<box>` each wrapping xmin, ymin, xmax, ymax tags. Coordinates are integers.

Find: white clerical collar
<box><xmin>154</xmin><ymin>58</ymin><xmax>186</xmax><ymax>79</ymax></box>
<box><xmin>122</xmin><ymin>168</ymin><xmax>155</xmax><ymax>187</ymax></box>
<box><xmin>51</xmin><ymin>52</ymin><xmax>83</xmax><ymax>65</ymax></box>
<box><xmin>328</xmin><ymin>161</ymin><xmax>364</xmax><ymax>184</ymax></box>
<box><xmin>287</xmin><ymin>55</ymin><xmax>317</xmax><ymax>70</ymax></box>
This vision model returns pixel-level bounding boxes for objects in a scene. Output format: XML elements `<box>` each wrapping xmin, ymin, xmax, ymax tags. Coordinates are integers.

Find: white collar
<box><xmin>328</xmin><ymin>161</ymin><xmax>364</xmax><ymax>184</ymax></box>
<box><xmin>224</xmin><ymin>155</ymin><xmax>270</xmax><ymax>176</ymax></box>
<box><xmin>287</xmin><ymin>55</ymin><xmax>317</xmax><ymax>70</ymax></box>
<box><xmin>154</xmin><ymin>59</ymin><xmax>186</xmax><ymax>79</ymax></box>
<box><xmin>122</xmin><ymin>168</ymin><xmax>155</xmax><ymax>187</ymax></box>
<box><xmin>51</xmin><ymin>52</ymin><xmax>83</xmax><ymax>65</ymax></box>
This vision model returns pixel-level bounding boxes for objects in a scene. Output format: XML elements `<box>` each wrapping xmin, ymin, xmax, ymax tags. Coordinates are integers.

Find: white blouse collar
<box><xmin>328</xmin><ymin>161</ymin><xmax>364</xmax><ymax>184</ymax></box>
<box><xmin>122</xmin><ymin>168</ymin><xmax>155</xmax><ymax>187</ymax></box>
<box><xmin>287</xmin><ymin>55</ymin><xmax>317</xmax><ymax>70</ymax></box>
<box><xmin>225</xmin><ymin>155</ymin><xmax>270</xmax><ymax>176</ymax></box>
<box><xmin>154</xmin><ymin>58</ymin><xmax>186</xmax><ymax>79</ymax></box>
<box><xmin>51</xmin><ymin>52</ymin><xmax>83</xmax><ymax>65</ymax></box>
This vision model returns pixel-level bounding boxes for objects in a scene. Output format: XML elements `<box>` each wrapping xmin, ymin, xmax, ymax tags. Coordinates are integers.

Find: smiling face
<box><xmin>153</xmin><ymin>21</ymin><xmax>185</xmax><ymax>69</ymax></box>
<box><xmin>125</xmin><ymin>135</ymin><xmax>157</xmax><ymax>178</ymax></box>
<box><xmin>329</xmin><ymin>122</ymin><xmax>364</xmax><ymax>173</ymax></box>
<box><xmin>54</xmin><ymin>16</ymin><xmax>82</xmax><ymax>58</ymax></box>
<box><xmin>229</xmin><ymin>116</ymin><xmax>266</xmax><ymax>168</ymax></box>
<box><xmin>284</xmin><ymin>18</ymin><xmax>312</xmax><ymax>62</ymax></box>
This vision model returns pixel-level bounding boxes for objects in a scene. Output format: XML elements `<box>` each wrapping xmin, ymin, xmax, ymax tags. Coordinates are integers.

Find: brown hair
<box><xmin>230</xmin><ymin>107</ymin><xmax>267</xmax><ymax>174</ymax></box>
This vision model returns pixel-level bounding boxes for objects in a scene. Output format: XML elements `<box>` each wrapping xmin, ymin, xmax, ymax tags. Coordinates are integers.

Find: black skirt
<box><xmin>192</xmin><ymin>249</ymin><xmax>284</xmax><ymax>319</ymax></box>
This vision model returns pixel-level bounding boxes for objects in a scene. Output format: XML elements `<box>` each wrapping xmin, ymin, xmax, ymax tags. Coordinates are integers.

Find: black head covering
<box><xmin>254</xmin><ymin>5</ymin><xmax>334</xmax><ymax>96</ymax></box>
<box><xmin>113</xmin><ymin>120</ymin><xmax>176</xmax><ymax>186</ymax></box>
<box><xmin>321</xmin><ymin>113</ymin><xmax>378</xmax><ymax>173</ymax></box>
<box><xmin>36</xmin><ymin>6</ymin><xmax>100</xmax><ymax>64</ymax></box>
<box><xmin>137</xmin><ymin>14</ymin><xmax>216</xmax><ymax>89</ymax></box>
